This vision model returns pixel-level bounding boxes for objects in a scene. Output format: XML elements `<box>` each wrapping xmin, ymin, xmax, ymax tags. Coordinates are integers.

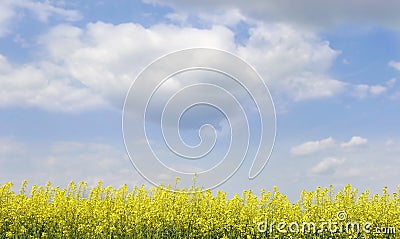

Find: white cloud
<box><xmin>13</xmin><ymin>34</ymin><xmax>29</xmax><ymax>48</ymax></box>
<box><xmin>13</xmin><ymin>0</ymin><xmax>81</xmax><ymax>22</ymax></box>
<box><xmin>2</xmin><ymin>22</ymin><xmax>237</xmax><ymax>112</ymax></box>
<box><xmin>369</xmin><ymin>85</ymin><xmax>387</xmax><ymax>95</ymax></box>
<box><xmin>340</xmin><ymin>136</ymin><xmax>368</xmax><ymax>148</ymax></box>
<box><xmin>389</xmin><ymin>60</ymin><xmax>400</xmax><ymax>71</ymax></box>
<box><xmin>0</xmin><ymin>1</ymin><xmax>15</xmax><ymax>37</ymax></box>
<box><xmin>197</xmin><ymin>8</ymin><xmax>246</xmax><ymax>27</ymax></box>
<box><xmin>386</xmin><ymin>78</ymin><xmax>397</xmax><ymax>88</ymax></box>
<box><xmin>351</xmin><ymin>78</ymin><xmax>396</xmax><ymax>99</ymax></box>
<box><xmin>352</xmin><ymin>84</ymin><xmax>387</xmax><ymax>99</ymax></box>
<box><xmin>2</xmin><ymin>19</ymin><xmax>349</xmax><ymax>112</ymax></box>
<box><xmin>237</xmin><ymin>23</ymin><xmax>345</xmax><ymax>101</ymax></box>
<box><xmin>280</xmin><ymin>73</ymin><xmax>346</xmax><ymax>101</ymax></box>
<box><xmin>165</xmin><ymin>12</ymin><xmax>188</xmax><ymax>24</ymax></box>
<box><xmin>0</xmin><ymin>0</ymin><xmax>80</xmax><ymax>38</ymax></box>
<box><xmin>145</xmin><ymin>0</ymin><xmax>400</xmax><ymax>30</ymax></box>
<box><xmin>0</xmin><ymin>1</ymin><xmax>396</xmax><ymax>114</ymax></box>
<box><xmin>291</xmin><ymin>137</ymin><xmax>336</xmax><ymax>156</ymax></box>
<box><xmin>39</xmin><ymin>22</ymin><xmax>237</xmax><ymax>108</ymax></box>
<box><xmin>311</xmin><ymin>157</ymin><xmax>345</xmax><ymax>175</ymax></box>
<box><xmin>0</xmin><ymin>54</ymin><xmax>109</xmax><ymax>112</ymax></box>
<box><xmin>352</xmin><ymin>84</ymin><xmax>369</xmax><ymax>99</ymax></box>
<box><xmin>0</xmin><ymin>2</ymin><xmax>89</xmax><ymax>110</ymax></box>
<box><xmin>292</xmin><ymin>136</ymin><xmax>368</xmax><ymax>156</ymax></box>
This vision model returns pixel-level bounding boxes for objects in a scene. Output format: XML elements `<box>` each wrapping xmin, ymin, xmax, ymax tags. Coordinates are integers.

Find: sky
<box><xmin>0</xmin><ymin>0</ymin><xmax>399</xmax><ymax>200</ymax></box>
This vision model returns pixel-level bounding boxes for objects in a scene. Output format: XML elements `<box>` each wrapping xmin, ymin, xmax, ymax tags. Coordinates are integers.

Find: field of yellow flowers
<box><xmin>0</xmin><ymin>180</ymin><xmax>399</xmax><ymax>239</ymax></box>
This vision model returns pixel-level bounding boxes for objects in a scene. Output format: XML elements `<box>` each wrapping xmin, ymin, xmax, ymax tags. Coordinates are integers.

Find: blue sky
<box><xmin>0</xmin><ymin>0</ymin><xmax>399</xmax><ymax>199</ymax></box>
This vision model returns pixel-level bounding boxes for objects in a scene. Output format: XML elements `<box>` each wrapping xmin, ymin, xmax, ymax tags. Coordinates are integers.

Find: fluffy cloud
<box><xmin>13</xmin><ymin>0</ymin><xmax>81</xmax><ymax>22</ymax></box>
<box><xmin>37</xmin><ymin>23</ymin><xmax>238</xmax><ymax>110</ymax></box>
<box><xmin>389</xmin><ymin>60</ymin><xmax>400</xmax><ymax>71</ymax></box>
<box><xmin>292</xmin><ymin>136</ymin><xmax>372</xmax><ymax>178</ymax></box>
<box><xmin>310</xmin><ymin>157</ymin><xmax>345</xmax><ymax>175</ymax></box>
<box><xmin>237</xmin><ymin>23</ymin><xmax>345</xmax><ymax>101</ymax></box>
<box><xmin>145</xmin><ymin>0</ymin><xmax>400</xmax><ymax>30</ymax></box>
<box><xmin>0</xmin><ymin>54</ymin><xmax>109</xmax><ymax>112</ymax></box>
<box><xmin>0</xmin><ymin>1</ymin><xmax>15</xmax><ymax>37</ymax></box>
<box><xmin>352</xmin><ymin>84</ymin><xmax>387</xmax><ymax>99</ymax></box>
<box><xmin>197</xmin><ymin>8</ymin><xmax>246</xmax><ymax>27</ymax></box>
<box><xmin>1</xmin><ymin>22</ymin><xmax>237</xmax><ymax>112</ymax></box>
<box><xmin>1</xmin><ymin>3</ymin><xmax>390</xmax><ymax>113</ymax></box>
<box><xmin>0</xmin><ymin>0</ymin><xmax>80</xmax><ymax>38</ymax></box>
<box><xmin>340</xmin><ymin>136</ymin><xmax>368</xmax><ymax>148</ymax></box>
<box><xmin>349</xmin><ymin>77</ymin><xmax>397</xmax><ymax>100</ymax></box>
<box><xmin>278</xmin><ymin>74</ymin><xmax>346</xmax><ymax>101</ymax></box>
<box><xmin>386</xmin><ymin>78</ymin><xmax>397</xmax><ymax>88</ymax></box>
<box><xmin>291</xmin><ymin>137</ymin><xmax>336</xmax><ymax>156</ymax></box>
<box><xmin>1</xmin><ymin>18</ymin><xmax>347</xmax><ymax>112</ymax></box>
<box><xmin>292</xmin><ymin>136</ymin><xmax>368</xmax><ymax>156</ymax></box>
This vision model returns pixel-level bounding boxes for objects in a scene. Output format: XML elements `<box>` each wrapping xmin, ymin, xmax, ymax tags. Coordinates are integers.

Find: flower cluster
<box><xmin>0</xmin><ymin>181</ymin><xmax>398</xmax><ymax>238</ymax></box>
